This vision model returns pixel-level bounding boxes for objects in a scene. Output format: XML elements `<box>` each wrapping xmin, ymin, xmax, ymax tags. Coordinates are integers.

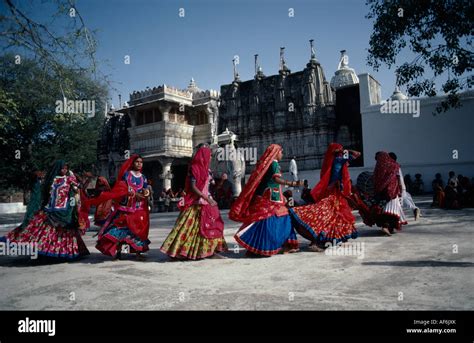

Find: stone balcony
<box><xmin>128</xmin><ymin>121</ymin><xmax>194</xmax><ymax>159</ymax></box>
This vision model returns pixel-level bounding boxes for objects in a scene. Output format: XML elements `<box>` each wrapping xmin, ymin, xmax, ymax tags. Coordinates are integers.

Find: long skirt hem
<box><xmin>160</xmin><ymin>205</ymin><xmax>228</xmax><ymax>260</ymax></box>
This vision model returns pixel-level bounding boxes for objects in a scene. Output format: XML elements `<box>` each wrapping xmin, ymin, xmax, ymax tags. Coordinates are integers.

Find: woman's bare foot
<box><xmin>381</xmin><ymin>227</ymin><xmax>392</xmax><ymax>236</ymax></box>
<box><xmin>308</xmin><ymin>244</ymin><xmax>325</xmax><ymax>252</ymax></box>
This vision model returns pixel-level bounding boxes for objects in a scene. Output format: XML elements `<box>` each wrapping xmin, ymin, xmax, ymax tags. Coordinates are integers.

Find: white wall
<box><xmin>245</xmin><ymin>76</ymin><xmax>474</xmax><ymax>201</ymax></box>
<box><xmin>359</xmin><ymin>74</ymin><xmax>474</xmax><ymax>185</ymax></box>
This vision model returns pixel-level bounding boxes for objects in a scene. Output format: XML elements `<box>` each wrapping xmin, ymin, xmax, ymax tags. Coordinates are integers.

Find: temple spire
<box><xmin>254</xmin><ymin>54</ymin><xmax>265</xmax><ymax>80</ymax></box>
<box><xmin>310</xmin><ymin>39</ymin><xmax>316</xmax><ymax>61</ymax></box>
<box><xmin>232</xmin><ymin>57</ymin><xmax>240</xmax><ymax>81</ymax></box>
<box><xmin>254</xmin><ymin>54</ymin><xmax>258</xmax><ymax>76</ymax></box>
<box><xmin>279</xmin><ymin>47</ymin><xmax>290</xmax><ymax>75</ymax></box>
<box><xmin>279</xmin><ymin>47</ymin><xmax>285</xmax><ymax>71</ymax></box>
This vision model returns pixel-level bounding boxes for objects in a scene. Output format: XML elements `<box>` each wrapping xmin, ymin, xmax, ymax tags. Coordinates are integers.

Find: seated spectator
<box><xmin>412</xmin><ymin>173</ymin><xmax>424</xmax><ymax>195</ymax></box>
<box><xmin>459</xmin><ymin>176</ymin><xmax>474</xmax><ymax>208</ymax></box>
<box><xmin>448</xmin><ymin>171</ymin><xmax>459</xmax><ymax>188</ymax></box>
<box><xmin>432</xmin><ymin>173</ymin><xmax>444</xmax><ymax>190</ymax></box>
<box><xmin>431</xmin><ymin>173</ymin><xmax>445</xmax><ymax>208</ymax></box>
<box><xmin>301</xmin><ymin>179</ymin><xmax>314</xmax><ymax>204</ymax></box>
<box><xmin>444</xmin><ymin>181</ymin><xmax>460</xmax><ymax>209</ymax></box>
<box><xmin>160</xmin><ymin>188</ymin><xmax>167</xmax><ymax>199</ymax></box>
<box><xmin>404</xmin><ymin>174</ymin><xmax>413</xmax><ymax>194</ymax></box>
<box><xmin>457</xmin><ymin>174</ymin><xmax>464</xmax><ymax>194</ymax></box>
<box><xmin>283</xmin><ymin>189</ymin><xmax>294</xmax><ymax>207</ymax></box>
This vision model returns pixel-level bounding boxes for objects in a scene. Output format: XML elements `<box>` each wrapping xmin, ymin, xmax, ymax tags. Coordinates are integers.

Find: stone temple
<box><xmin>97</xmin><ymin>80</ymin><xmax>219</xmax><ymax>191</ymax></box>
<box><xmin>218</xmin><ymin>45</ymin><xmax>364</xmax><ymax>172</ymax></box>
<box><xmin>97</xmin><ymin>42</ymin><xmax>365</xmax><ymax>194</ymax></box>
<box><xmin>98</xmin><ymin>40</ymin><xmax>473</xmax><ymax>198</ymax></box>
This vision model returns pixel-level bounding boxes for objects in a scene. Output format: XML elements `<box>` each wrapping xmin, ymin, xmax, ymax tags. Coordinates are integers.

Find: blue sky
<box><xmin>74</xmin><ymin>0</ymin><xmax>407</xmax><ymax>106</ymax></box>
<box><xmin>7</xmin><ymin>0</ymin><xmax>415</xmax><ymax>105</ymax></box>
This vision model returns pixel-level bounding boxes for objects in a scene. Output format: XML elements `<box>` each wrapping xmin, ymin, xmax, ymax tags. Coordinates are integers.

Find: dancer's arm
<box><xmin>190</xmin><ymin>180</ymin><xmax>217</xmax><ymax>206</ymax></box>
<box><xmin>274</xmin><ymin>176</ymin><xmax>304</xmax><ymax>187</ymax></box>
<box><xmin>347</xmin><ymin>150</ymin><xmax>361</xmax><ymax>159</ymax></box>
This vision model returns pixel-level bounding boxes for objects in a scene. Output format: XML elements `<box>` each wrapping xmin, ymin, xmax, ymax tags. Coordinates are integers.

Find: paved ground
<box><xmin>0</xmin><ymin>196</ymin><xmax>472</xmax><ymax>310</ymax></box>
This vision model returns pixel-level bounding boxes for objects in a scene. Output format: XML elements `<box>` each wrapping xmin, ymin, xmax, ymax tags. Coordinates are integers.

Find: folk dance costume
<box><xmin>86</xmin><ymin>155</ymin><xmax>150</xmax><ymax>258</ymax></box>
<box><xmin>0</xmin><ymin>161</ymin><xmax>89</xmax><ymax>260</ymax></box>
<box><xmin>289</xmin><ymin>143</ymin><xmax>359</xmax><ymax>248</ymax></box>
<box><xmin>230</xmin><ymin>144</ymin><xmax>299</xmax><ymax>256</ymax></box>
<box><xmin>92</xmin><ymin>177</ymin><xmax>113</xmax><ymax>227</ymax></box>
<box><xmin>160</xmin><ymin>146</ymin><xmax>227</xmax><ymax>260</ymax></box>
<box><xmin>364</xmin><ymin>152</ymin><xmax>408</xmax><ymax>234</ymax></box>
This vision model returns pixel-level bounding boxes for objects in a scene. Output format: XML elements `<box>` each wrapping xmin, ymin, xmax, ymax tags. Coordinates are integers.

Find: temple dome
<box><xmin>187</xmin><ymin>78</ymin><xmax>202</xmax><ymax>94</ymax></box>
<box><xmin>330</xmin><ymin>50</ymin><xmax>359</xmax><ymax>89</ymax></box>
<box><xmin>390</xmin><ymin>87</ymin><xmax>408</xmax><ymax>100</ymax></box>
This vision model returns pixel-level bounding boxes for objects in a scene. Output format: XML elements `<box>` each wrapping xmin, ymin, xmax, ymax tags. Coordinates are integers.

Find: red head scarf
<box><xmin>311</xmin><ymin>143</ymin><xmax>351</xmax><ymax>202</ymax></box>
<box><xmin>86</xmin><ymin>154</ymin><xmax>150</xmax><ymax>240</ymax></box>
<box><xmin>179</xmin><ymin>146</ymin><xmax>212</xmax><ymax>211</ymax></box>
<box><xmin>117</xmin><ymin>154</ymin><xmax>142</xmax><ymax>181</ymax></box>
<box><xmin>85</xmin><ymin>154</ymin><xmax>142</xmax><ymax>207</ymax></box>
<box><xmin>373</xmin><ymin>151</ymin><xmax>400</xmax><ymax>200</ymax></box>
<box><xmin>229</xmin><ymin>144</ymin><xmax>282</xmax><ymax>222</ymax></box>
<box><xmin>95</xmin><ymin>176</ymin><xmax>111</xmax><ymax>191</ymax></box>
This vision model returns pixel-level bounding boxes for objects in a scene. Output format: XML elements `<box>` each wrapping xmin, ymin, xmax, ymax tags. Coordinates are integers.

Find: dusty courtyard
<box><xmin>0</xmin><ymin>196</ymin><xmax>472</xmax><ymax>310</ymax></box>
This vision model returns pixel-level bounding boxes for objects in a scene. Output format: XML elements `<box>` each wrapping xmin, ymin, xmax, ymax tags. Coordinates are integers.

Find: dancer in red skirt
<box><xmin>86</xmin><ymin>155</ymin><xmax>150</xmax><ymax>260</ymax></box>
<box><xmin>0</xmin><ymin>160</ymin><xmax>90</xmax><ymax>260</ymax></box>
<box><xmin>289</xmin><ymin>143</ymin><xmax>361</xmax><ymax>251</ymax></box>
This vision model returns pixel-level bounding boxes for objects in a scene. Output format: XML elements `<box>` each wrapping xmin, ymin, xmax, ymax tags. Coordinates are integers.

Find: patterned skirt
<box><xmin>160</xmin><ymin>205</ymin><xmax>228</xmax><ymax>260</ymax></box>
<box><xmin>376</xmin><ymin>196</ymin><xmax>408</xmax><ymax>230</ymax></box>
<box><xmin>96</xmin><ymin>211</ymin><xmax>150</xmax><ymax>257</ymax></box>
<box><xmin>289</xmin><ymin>192</ymin><xmax>358</xmax><ymax>246</ymax></box>
<box><xmin>0</xmin><ymin>211</ymin><xmax>89</xmax><ymax>260</ymax></box>
<box><xmin>234</xmin><ymin>214</ymin><xmax>299</xmax><ymax>256</ymax></box>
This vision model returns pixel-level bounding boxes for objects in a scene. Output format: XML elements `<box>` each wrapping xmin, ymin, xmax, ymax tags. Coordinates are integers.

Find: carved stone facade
<box><xmin>99</xmin><ymin>47</ymin><xmax>364</xmax><ymax>190</ymax></box>
<box><xmin>97</xmin><ymin>109</ymin><xmax>131</xmax><ymax>183</ymax></box>
<box><xmin>219</xmin><ymin>53</ymin><xmax>339</xmax><ymax>171</ymax></box>
<box><xmin>98</xmin><ymin>79</ymin><xmax>219</xmax><ymax>193</ymax></box>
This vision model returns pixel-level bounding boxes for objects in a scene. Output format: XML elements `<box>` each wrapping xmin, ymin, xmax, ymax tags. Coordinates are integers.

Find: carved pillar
<box><xmin>158</xmin><ymin>157</ymin><xmax>173</xmax><ymax>191</ymax></box>
<box><xmin>158</xmin><ymin>102</ymin><xmax>172</xmax><ymax>122</ymax></box>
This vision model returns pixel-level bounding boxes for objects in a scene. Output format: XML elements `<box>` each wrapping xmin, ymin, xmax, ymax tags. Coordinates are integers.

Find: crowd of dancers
<box><xmin>1</xmin><ymin>142</ymin><xmax>430</xmax><ymax>261</ymax></box>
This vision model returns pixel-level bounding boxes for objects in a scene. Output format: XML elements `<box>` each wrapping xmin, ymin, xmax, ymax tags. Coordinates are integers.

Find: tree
<box><xmin>1</xmin><ymin>0</ymin><xmax>100</xmax><ymax>83</ymax></box>
<box><xmin>0</xmin><ymin>0</ymin><xmax>111</xmax><ymax>197</ymax></box>
<box><xmin>0</xmin><ymin>54</ymin><xmax>108</xmax><ymax>195</ymax></box>
<box><xmin>366</xmin><ymin>0</ymin><xmax>473</xmax><ymax>113</ymax></box>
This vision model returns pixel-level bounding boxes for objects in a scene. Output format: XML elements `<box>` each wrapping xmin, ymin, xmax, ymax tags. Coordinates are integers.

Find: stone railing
<box><xmin>128</xmin><ymin>121</ymin><xmax>194</xmax><ymax>158</ymax></box>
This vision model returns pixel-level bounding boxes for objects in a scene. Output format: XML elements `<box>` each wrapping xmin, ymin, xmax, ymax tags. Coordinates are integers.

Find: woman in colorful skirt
<box><xmin>230</xmin><ymin>144</ymin><xmax>302</xmax><ymax>257</ymax></box>
<box><xmin>92</xmin><ymin>176</ymin><xmax>113</xmax><ymax>227</ymax></box>
<box><xmin>0</xmin><ymin>160</ymin><xmax>90</xmax><ymax>260</ymax></box>
<box><xmin>289</xmin><ymin>143</ymin><xmax>361</xmax><ymax>251</ymax></box>
<box><xmin>160</xmin><ymin>144</ymin><xmax>227</xmax><ymax>260</ymax></box>
<box><xmin>370</xmin><ymin>151</ymin><xmax>407</xmax><ymax>235</ymax></box>
<box><xmin>86</xmin><ymin>155</ymin><xmax>150</xmax><ymax>260</ymax></box>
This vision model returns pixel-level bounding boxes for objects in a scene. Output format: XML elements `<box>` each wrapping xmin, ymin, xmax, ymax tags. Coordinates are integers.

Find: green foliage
<box><xmin>366</xmin><ymin>0</ymin><xmax>473</xmax><ymax>113</ymax></box>
<box><xmin>0</xmin><ymin>54</ymin><xmax>108</xmax><ymax>191</ymax></box>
